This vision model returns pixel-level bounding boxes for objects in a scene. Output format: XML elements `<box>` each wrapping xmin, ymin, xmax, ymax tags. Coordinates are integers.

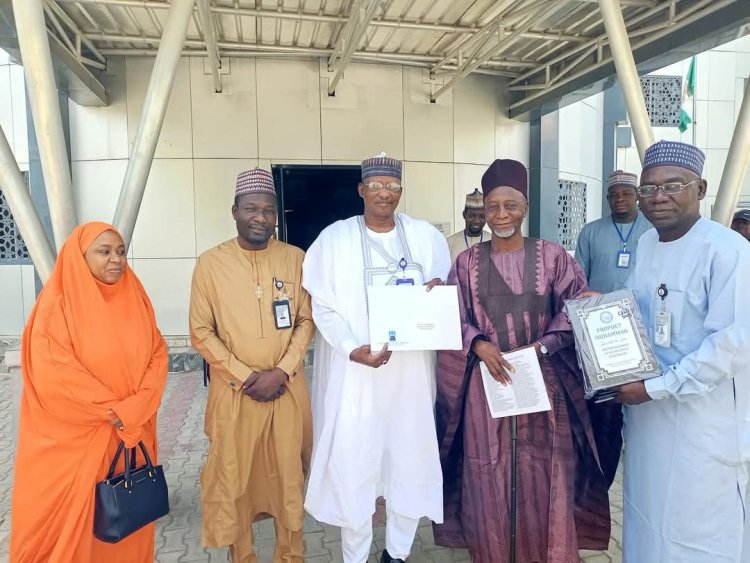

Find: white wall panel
<box><xmin>0</xmin><ymin>266</ymin><xmax>24</xmax><ymax>334</ymax></box>
<box><xmin>257</xmin><ymin>58</ymin><xmax>321</xmax><ymax>160</ymax></box>
<box><xmin>69</xmin><ymin>57</ymin><xmax>129</xmax><ymax>161</ymax></box>
<box><xmin>72</xmin><ymin>159</ymin><xmax>128</xmax><ymax>223</ymax></box>
<box><xmin>130</xmin><ymin>159</ymin><xmax>196</xmax><ymax>259</ymax></box>
<box><xmin>453</xmin><ymin>74</ymin><xmax>496</xmax><ymax>165</ymax></box>
<box><xmin>126</xmin><ymin>58</ymin><xmax>193</xmax><ymax>159</ymax></box>
<box><xmin>191</xmin><ymin>58</ymin><xmax>259</xmax><ymax>159</ymax></box>
<box><xmin>9</xmin><ymin>64</ymin><xmax>28</xmax><ymax>165</ymax></box>
<box><xmin>402</xmin><ymin>68</ymin><xmax>453</xmax><ymax>163</ymax></box>
<box><xmin>706</xmin><ymin>101</ymin><xmax>736</xmax><ymax>149</ymax></box>
<box><xmin>0</xmin><ymin>65</ymin><xmax>14</xmax><ymax>154</ymax></box>
<box><xmin>21</xmin><ymin>264</ymin><xmax>36</xmax><ymax>322</ymax></box>
<box><xmin>707</xmin><ymin>51</ymin><xmax>737</xmax><ymax>102</ymax></box>
<box><xmin>402</xmin><ymin>161</ymin><xmax>454</xmax><ymax>228</ymax></box>
<box><xmin>132</xmin><ymin>258</ymin><xmax>195</xmax><ymax>335</ymax></box>
<box><xmin>320</xmin><ymin>62</ymin><xmax>404</xmax><ymax>161</ymax></box>
<box><xmin>703</xmin><ymin>148</ymin><xmax>729</xmax><ymax>196</ymax></box>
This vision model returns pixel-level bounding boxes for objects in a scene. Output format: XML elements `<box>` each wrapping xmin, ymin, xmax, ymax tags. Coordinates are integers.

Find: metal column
<box><xmin>712</xmin><ymin>76</ymin><xmax>750</xmax><ymax>226</ymax></box>
<box><xmin>598</xmin><ymin>0</ymin><xmax>655</xmax><ymax>161</ymax></box>
<box><xmin>113</xmin><ymin>0</ymin><xmax>194</xmax><ymax>246</ymax></box>
<box><xmin>0</xmin><ymin>126</ymin><xmax>56</xmax><ymax>281</ymax></box>
<box><xmin>12</xmin><ymin>0</ymin><xmax>77</xmax><ymax>250</ymax></box>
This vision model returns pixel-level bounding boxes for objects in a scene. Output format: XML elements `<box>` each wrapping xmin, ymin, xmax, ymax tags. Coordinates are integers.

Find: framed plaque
<box><xmin>565</xmin><ymin>289</ymin><xmax>661</xmax><ymax>399</ymax></box>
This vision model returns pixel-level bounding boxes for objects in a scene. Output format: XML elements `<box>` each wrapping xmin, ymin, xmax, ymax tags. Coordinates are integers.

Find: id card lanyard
<box><xmin>272</xmin><ymin>277</ymin><xmax>292</xmax><ymax>330</ymax></box>
<box><xmin>613</xmin><ymin>215</ymin><xmax>638</xmax><ymax>269</ymax></box>
<box><xmin>654</xmin><ymin>283</ymin><xmax>671</xmax><ymax>348</ymax></box>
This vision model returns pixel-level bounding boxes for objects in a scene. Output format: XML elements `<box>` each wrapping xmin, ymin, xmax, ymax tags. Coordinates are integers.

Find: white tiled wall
<box><xmin>0</xmin><ymin>55</ymin><xmax>531</xmax><ymax>335</ymax></box>
<box><xmin>617</xmin><ymin>37</ymin><xmax>750</xmax><ymax>202</ymax></box>
<box><xmin>557</xmin><ymin>92</ymin><xmax>605</xmax><ymax>224</ymax></box>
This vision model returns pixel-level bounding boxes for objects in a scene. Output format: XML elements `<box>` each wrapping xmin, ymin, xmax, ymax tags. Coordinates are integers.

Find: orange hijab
<box><xmin>11</xmin><ymin>221</ymin><xmax>167</xmax><ymax>563</ymax></box>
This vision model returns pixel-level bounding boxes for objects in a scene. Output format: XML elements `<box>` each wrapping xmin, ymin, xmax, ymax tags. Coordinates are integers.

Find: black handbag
<box><xmin>94</xmin><ymin>440</ymin><xmax>170</xmax><ymax>543</ymax></box>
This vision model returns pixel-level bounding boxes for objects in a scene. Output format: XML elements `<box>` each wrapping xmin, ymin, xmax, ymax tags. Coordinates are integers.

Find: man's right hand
<box><xmin>472</xmin><ymin>340</ymin><xmax>514</xmax><ymax>385</ymax></box>
<box><xmin>349</xmin><ymin>343</ymin><xmax>392</xmax><ymax>368</ymax></box>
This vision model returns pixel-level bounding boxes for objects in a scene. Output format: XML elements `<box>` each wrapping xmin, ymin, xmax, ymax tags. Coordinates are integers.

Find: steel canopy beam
<box><xmin>430</xmin><ymin>1</ymin><xmax>551</xmax><ymax>102</ymax></box>
<box><xmin>12</xmin><ymin>0</ymin><xmax>78</xmax><ymax>250</ymax></box>
<box><xmin>0</xmin><ymin>0</ymin><xmax>107</xmax><ymax>106</ymax></box>
<box><xmin>113</xmin><ymin>0</ymin><xmax>193</xmax><ymax>246</ymax></box>
<box><xmin>55</xmin><ymin>0</ymin><xmax>593</xmax><ymax>43</ymax></box>
<box><xmin>712</xmin><ymin>75</ymin><xmax>750</xmax><ymax>226</ymax></box>
<box><xmin>195</xmin><ymin>0</ymin><xmax>222</xmax><ymax>92</ymax></box>
<box><xmin>327</xmin><ymin>0</ymin><xmax>382</xmax><ymax>95</ymax></box>
<box><xmin>598</xmin><ymin>0</ymin><xmax>654</xmax><ymax>160</ymax></box>
<box><xmin>0</xmin><ymin>125</ymin><xmax>56</xmax><ymax>281</ymax></box>
<box><xmin>509</xmin><ymin>0</ymin><xmax>750</xmax><ymax>119</ymax></box>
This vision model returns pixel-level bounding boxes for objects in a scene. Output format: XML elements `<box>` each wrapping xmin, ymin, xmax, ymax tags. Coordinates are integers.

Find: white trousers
<box><xmin>340</xmin><ymin>507</ymin><xmax>420</xmax><ymax>563</ymax></box>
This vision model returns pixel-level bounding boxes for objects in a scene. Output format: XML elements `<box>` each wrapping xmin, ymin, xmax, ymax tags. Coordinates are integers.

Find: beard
<box><xmin>493</xmin><ymin>226</ymin><xmax>516</xmax><ymax>238</ymax></box>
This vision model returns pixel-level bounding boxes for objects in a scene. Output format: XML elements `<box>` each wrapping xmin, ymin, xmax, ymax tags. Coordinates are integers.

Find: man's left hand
<box><xmin>424</xmin><ymin>278</ymin><xmax>444</xmax><ymax>292</ymax></box>
<box><xmin>243</xmin><ymin>368</ymin><xmax>288</xmax><ymax>402</ymax></box>
<box><xmin>616</xmin><ymin>381</ymin><xmax>651</xmax><ymax>405</ymax></box>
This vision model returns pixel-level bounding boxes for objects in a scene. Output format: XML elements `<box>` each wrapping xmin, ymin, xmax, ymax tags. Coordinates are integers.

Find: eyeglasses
<box><xmin>637</xmin><ymin>179</ymin><xmax>699</xmax><ymax>198</ymax></box>
<box><xmin>362</xmin><ymin>181</ymin><xmax>403</xmax><ymax>193</ymax></box>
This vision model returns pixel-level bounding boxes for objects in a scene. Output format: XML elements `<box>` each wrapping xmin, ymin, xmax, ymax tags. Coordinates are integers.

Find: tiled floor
<box><xmin>0</xmin><ymin>370</ymin><xmax>622</xmax><ymax>562</ymax></box>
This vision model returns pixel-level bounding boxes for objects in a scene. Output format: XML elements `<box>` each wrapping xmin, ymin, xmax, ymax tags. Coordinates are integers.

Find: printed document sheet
<box><xmin>479</xmin><ymin>346</ymin><xmax>551</xmax><ymax>418</ymax></box>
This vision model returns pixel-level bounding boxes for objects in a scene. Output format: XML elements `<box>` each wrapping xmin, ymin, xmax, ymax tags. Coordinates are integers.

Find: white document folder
<box><xmin>367</xmin><ymin>285</ymin><xmax>463</xmax><ymax>351</ymax></box>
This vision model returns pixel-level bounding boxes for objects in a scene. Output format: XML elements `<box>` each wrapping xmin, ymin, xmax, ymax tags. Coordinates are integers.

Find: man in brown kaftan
<box><xmin>433</xmin><ymin>159</ymin><xmax>620</xmax><ymax>563</ymax></box>
<box><xmin>190</xmin><ymin>168</ymin><xmax>315</xmax><ymax>563</ymax></box>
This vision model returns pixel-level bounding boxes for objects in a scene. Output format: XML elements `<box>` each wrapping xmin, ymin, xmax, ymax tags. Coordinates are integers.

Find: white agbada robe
<box><xmin>302</xmin><ymin>213</ymin><xmax>450</xmax><ymax>529</ymax></box>
<box><xmin>624</xmin><ymin>218</ymin><xmax>750</xmax><ymax>563</ymax></box>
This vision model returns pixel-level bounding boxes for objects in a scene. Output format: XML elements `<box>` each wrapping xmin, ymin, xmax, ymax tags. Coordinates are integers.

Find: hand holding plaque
<box><xmin>565</xmin><ymin>289</ymin><xmax>661</xmax><ymax>400</ymax></box>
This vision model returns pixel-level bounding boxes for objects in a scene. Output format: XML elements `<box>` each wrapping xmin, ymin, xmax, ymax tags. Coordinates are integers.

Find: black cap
<box><xmin>733</xmin><ymin>209</ymin><xmax>750</xmax><ymax>222</ymax></box>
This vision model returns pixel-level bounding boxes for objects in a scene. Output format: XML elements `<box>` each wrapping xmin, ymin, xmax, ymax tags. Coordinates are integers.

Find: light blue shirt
<box><xmin>574</xmin><ymin>212</ymin><xmax>652</xmax><ymax>293</ymax></box>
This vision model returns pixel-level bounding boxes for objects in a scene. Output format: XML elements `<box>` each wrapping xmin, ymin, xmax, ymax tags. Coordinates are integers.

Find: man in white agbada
<box><xmin>617</xmin><ymin>140</ymin><xmax>750</xmax><ymax>563</ymax></box>
<box><xmin>303</xmin><ymin>153</ymin><xmax>450</xmax><ymax>563</ymax></box>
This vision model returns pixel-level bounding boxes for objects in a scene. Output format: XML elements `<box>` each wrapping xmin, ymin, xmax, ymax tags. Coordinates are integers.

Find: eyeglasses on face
<box><xmin>362</xmin><ymin>181</ymin><xmax>403</xmax><ymax>193</ymax></box>
<box><xmin>636</xmin><ymin>179</ymin><xmax>699</xmax><ymax>198</ymax></box>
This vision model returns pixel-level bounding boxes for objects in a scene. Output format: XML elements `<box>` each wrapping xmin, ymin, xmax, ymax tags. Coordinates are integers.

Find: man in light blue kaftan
<box><xmin>618</xmin><ymin>140</ymin><xmax>750</xmax><ymax>563</ymax></box>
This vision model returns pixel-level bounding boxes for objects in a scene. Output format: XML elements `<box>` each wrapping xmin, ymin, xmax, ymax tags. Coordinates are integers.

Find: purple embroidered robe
<box><xmin>433</xmin><ymin>239</ymin><xmax>621</xmax><ymax>563</ymax></box>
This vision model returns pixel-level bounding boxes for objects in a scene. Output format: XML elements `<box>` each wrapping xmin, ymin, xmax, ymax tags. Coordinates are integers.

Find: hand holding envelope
<box><xmin>367</xmin><ymin>285</ymin><xmax>462</xmax><ymax>351</ymax></box>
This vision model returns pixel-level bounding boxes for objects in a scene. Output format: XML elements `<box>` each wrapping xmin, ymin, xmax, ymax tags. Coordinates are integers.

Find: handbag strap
<box><xmin>104</xmin><ymin>440</ymin><xmax>156</xmax><ymax>482</ymax></box>
<box><xmin>137</xmin><ymin>441</ymin><xmax>155</xmax><ymax>469</ymax></box>
<box><xmin>106</xmin><ymin>441</ymin><xmax>126</xmax><ymax>479</ymax></box>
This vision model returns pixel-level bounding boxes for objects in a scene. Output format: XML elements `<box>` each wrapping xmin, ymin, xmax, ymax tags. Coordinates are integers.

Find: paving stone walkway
<box><xmin>0</xmin><ymin>370</ymin><xmax>622</xmax><ymax>562</ymax></box>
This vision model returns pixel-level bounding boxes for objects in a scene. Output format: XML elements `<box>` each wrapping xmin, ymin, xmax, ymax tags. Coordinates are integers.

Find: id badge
<box><xmin>616</xmin><ymin>251</ymin><xmax>631</xmax><ymax>269</ymax></box>
<box><xmin>273</xmin><ymin>299</ymin><xmax>292</xmax><ymax>329</ymax></box>
<box><xmin>654</xmin><ymin>309</ymin><xmax>672</xmax><ymax>348</ymax></box>
<box><xmin>395</xmin><ymin>278</ymin><xmax>415</xmax><ymax>285</ymax></box>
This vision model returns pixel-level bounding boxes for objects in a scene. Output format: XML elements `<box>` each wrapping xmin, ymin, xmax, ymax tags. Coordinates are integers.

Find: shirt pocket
<box><xmin>663</xmin><ymin>289</ymin><xmax>686</xmax><ymax>336</ymax></box>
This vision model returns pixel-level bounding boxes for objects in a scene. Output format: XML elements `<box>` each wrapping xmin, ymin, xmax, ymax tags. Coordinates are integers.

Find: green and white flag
<box><xmin>678</xmin><ymin>56</ymin><xmax>696</xmax><ymax>133</ymax></box>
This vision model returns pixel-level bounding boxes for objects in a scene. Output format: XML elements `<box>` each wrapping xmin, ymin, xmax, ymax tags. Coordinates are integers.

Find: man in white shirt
<box><xmin>302</xmin><ymin>153</ymin><xmax>451</xmax><ymax>563</ymax></box>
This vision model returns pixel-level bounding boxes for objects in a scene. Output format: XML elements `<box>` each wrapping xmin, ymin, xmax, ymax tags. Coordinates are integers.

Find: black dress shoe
<box><xmin>380</xmin><ymin>549</ymin><xmax>405</xmax><ymax>563</ymax></box>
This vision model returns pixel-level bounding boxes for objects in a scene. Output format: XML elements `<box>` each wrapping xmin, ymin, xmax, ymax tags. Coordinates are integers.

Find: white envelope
<box><xmin>367</xmin><ymin>285</ymin><xmax>462</xmax><ymax>351</ymax></box>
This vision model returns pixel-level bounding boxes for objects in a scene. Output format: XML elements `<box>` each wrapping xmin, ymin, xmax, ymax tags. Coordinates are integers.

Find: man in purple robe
<box><xmin>433</xmin><ymin>159</ymin><xmax>620</xmax><ymax>563</ymax></box>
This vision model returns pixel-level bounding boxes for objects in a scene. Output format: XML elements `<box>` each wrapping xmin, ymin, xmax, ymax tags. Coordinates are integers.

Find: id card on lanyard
<box><xmin>613</xmin><ymin>216</ymin><xmax>638</xmax><ymax>269</ymax></box>
<box><xmin>394</xmin><ymin>257</ymin><xmax>415</xmax><ymax>285</ymax></box>
<box><xmin>272</xmin><ymin>277</ymin><xmax>292</xmax><ymax>330</ymax></box>
<box><xmin>654</xmin><ymin>283</ymin><xmax>671</xmax><ymax>348</ymax></box>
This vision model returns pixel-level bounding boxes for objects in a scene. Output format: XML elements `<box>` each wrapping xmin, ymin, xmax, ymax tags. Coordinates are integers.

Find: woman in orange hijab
<box><xmin>10</xmin><ymin>222</ymin><xmax>168</xmax><ymax>563</ymax></box>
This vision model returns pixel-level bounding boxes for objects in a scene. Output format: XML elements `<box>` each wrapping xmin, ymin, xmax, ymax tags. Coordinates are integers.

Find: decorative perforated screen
<box><xmin>640</xmin><ymin>75</ymin><xmax>683</xmax><ymax>128</ymax></box>
<box><xmin>558</xmin><ymin>179</ymin><xmax>587</xmax><ymax>251</ymax></box>
<box><xmin>0</xmin><ymin>189</ymin><xmax>31</xmax><ymax>262</ymax></box>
